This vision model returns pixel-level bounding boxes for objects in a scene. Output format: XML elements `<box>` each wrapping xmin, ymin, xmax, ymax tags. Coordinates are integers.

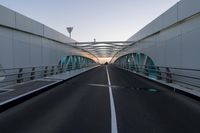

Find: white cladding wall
<box><xmin>113</xmin><ymin>0</ymin><xmax>200</xmax><ymax>69</ymax></box>
<box><xmin>0</xmin><ymin>5</ymin><xmax>97</xmax><ymax>69</ymax></box>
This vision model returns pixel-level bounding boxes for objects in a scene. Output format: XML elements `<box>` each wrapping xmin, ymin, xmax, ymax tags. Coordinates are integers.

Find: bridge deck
<box><xmin>0</xmin><ymin>66</ymin><xmax>199</xmax><ymax>133</ymax></box>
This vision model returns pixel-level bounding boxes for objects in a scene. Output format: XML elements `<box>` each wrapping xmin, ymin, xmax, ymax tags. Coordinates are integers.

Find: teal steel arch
<box><xmin>58</xmin><ymin>55</ymin><xmax>96</xmax><ymax>70</ymax></box>
<box><xmin>114</xmin><ymin>53</ymin><xmax>156</xmax><ymax>79</ymax></box>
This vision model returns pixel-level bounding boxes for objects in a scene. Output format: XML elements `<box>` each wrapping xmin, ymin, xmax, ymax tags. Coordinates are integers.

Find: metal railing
<box><xmin>115</xmin><ymin>63</ymin><xmax>200</xmax><ymax>91</ymax></box>
<box><xmin>0</xmin><ymin>63</ymin><xmax>96</xmax><ymax>88</ymax></box>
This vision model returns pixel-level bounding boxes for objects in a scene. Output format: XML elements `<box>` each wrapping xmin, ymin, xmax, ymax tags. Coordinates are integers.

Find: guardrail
<box><xmin>0</xmin><ymin>63</ymin><xmax>96</xmax><ymax>88</ymax></box>
<box><xmin>115</xmin><ymin>64</ymin><xmax>200</xmax><ymax>91</ymax></box>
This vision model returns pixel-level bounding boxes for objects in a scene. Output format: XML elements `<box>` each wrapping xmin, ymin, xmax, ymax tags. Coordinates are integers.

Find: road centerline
<box><xmin>106</xmin><ymin>66</ymin><xmax>118</xmax><ymax>133</ymax></box>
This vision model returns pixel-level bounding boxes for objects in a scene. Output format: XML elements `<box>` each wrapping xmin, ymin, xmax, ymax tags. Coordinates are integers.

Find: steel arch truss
<box><xmin>114</xmin><ymin>53</ymin><xmax>157</xmax><ymax>79</ymax></box>
<box><xmin>58</xmin><ymin>55</ymin><xmax>96</xmax><ymax>70</ymax></box>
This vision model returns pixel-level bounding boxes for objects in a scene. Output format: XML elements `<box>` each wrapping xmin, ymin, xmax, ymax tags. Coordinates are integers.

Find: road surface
<box><xmin>0</xmin><ymin>65</ymin><xmax>199</xmax><ymax>133</ymax></box>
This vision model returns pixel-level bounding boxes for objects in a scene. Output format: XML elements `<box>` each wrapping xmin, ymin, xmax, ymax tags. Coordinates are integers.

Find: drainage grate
<box><xmin>0</xmin><ymin>89</ymin><xmax>13</xmax><ymax>94</ymax></box>
<box><xmin>88</xmin><ymin>83</ymin><xmax>160</xmax><ymax>93</ymax></box>
<box><xmin>0</xmin><ymin>90</ymin><xmax>8</xmax><ymax>94</ymax></box>
<box><xmin>88</xmin><ymin>83</ymin><xmax>121</xmax><ymax>88</ymax></box>
<box><xmin>134</xmin><ymin>88</ymin><xmax>159</xmax><ymax>92</ymax></box>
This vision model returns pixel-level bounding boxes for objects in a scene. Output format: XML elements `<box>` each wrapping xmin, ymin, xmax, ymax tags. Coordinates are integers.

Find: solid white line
<box><xmin>106</xmin><ymin>66</ymin><xmax>118</xmax><ymax>133</ymax></box>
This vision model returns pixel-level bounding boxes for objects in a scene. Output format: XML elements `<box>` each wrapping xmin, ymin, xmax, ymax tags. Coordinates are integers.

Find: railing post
<box><xmin>144</xmin><ymin>66</ymin><xmax>148</xmax><ymax>76</ymax></box>
<box><xmin>43</xmin><ymin>66</ymin><xmax>48</xmax><ymax>77</ymax></box>
<box><xmin>51</xmin><ymin>66</ymin><xmax>54</xmax><ymax>75</ymax></box>
<box><xmin>59</xmin><ymin>65</ymin><xmax>63</xmax><ymax>73</ymax></box>
<box><xmin>130</xmin><ymin>64</ymin><xmax>133</xmax><ymax>71</ymax></box>
<box><xmin>69</xmin><ymin>64</ymin><xmax>72</xmax><ymax>71</ymax></box>
<box><xmin>136</xmin><ymin>66</ymin><xmax>139</xmax><ymax>73</ymax></box>
<box><xmin>78</xmin><ymin>63</ymin><xmax>81</xmax><ymax>69</ymax></box>
<box><xmin>166</xmin><ymin>67</ymin><xmax>172</xmax><ymax>83</ymax></box>
<box><xmin>56</xmin><ymin>66</ymin><xmax>59</xmax><ymax>74</ymax></box>
<box><xmin>132</xmin><ymin>64</ymin><xmax>135</xmax><ymax>71</ymax></box>
<box><xmin>30</xmin><ymin>67</ymin><xmax>35</xmax><ymax>80</ymax></box>
<box><xmin>17</xmin><ymin>68</ymin><xmax>23</xmax><ymax>83</ymax></box>
<box><xmin>156</xmin><ymin>67</ymin><xmax>162</xmax><ymax>80</ymax></box>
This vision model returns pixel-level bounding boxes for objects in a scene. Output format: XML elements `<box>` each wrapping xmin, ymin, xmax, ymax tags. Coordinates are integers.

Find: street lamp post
<box><xmin>66</xmin><ymin>27</ymin><xmax>73</xmax><ymax>38</ymax></box>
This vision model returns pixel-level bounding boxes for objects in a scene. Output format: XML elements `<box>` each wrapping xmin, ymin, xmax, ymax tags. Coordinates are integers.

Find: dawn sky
<box><xmin>0</xmin><ymin>0</ymin><xmax>179</xmax><ymax>42</ymax></box>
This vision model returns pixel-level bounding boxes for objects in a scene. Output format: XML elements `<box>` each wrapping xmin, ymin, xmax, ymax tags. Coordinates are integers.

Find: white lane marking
<box><xmin>106</xmin><ymin>66</ymin><xmax>118</xmax><ymax>133</ymax></box>
<box><xmin>88</xmin><ymin>83</ymin><xmax>121</xmax><ymax>88</ymax></box>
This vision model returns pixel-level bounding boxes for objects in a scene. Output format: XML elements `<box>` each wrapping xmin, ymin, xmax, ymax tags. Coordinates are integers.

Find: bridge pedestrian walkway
<box><xmin>0</xmin><ymin>65</ymin><xmax>98</xmax><ymax>111</ymax></box>
<box><xmin>0</xmin><ymin>66</ymin><xmax>199</xmax><ymax>133</ymax></box>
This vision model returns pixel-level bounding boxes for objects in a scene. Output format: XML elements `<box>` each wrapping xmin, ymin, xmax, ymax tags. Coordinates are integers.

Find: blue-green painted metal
<box><xmin>59</xmin><ymin>55</ymin><xmax>96</xmax><ymax>70</ymax></box>
<box><xmin>114</xmin><ymin>53</ymin><xmax>157</xmax><ymax>79</ymax></box>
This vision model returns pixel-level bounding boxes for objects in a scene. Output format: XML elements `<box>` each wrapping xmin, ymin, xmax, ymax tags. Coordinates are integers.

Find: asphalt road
<box><xmin>0</xmin><ymin>65</ymin><xmax>200</xmax><ymax>133</ymax></box>
<box><xmin>109</xmin><ymin>66</ymin><xmax>200</xmax><ymax>133</ymax></box>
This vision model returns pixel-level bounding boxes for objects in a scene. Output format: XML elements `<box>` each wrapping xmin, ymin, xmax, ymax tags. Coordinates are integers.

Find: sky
<box><xmin>0</xmin><ymin>0</ymin><xmax>179</xmax><ymax>42</ymax></box>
